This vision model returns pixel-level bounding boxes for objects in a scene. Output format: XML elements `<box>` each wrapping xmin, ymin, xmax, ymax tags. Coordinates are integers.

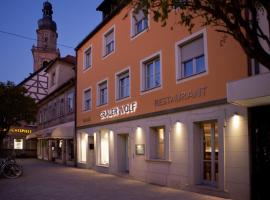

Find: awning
<box><xmin>26</xmin><ymin>133</ymin><xmax>37</xmax><ymax>140</ymax></box>
<box><xmin>51</xmin><ymin>126</ymin><xmax>74</xmax><ymax>139</ymax></box>
<box><xmin>227</xmin><ymin>72</ymin><xmax>270</xmax><ymax>107</ymax></box>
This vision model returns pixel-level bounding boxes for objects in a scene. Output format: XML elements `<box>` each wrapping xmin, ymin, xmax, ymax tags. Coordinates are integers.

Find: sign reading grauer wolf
<box><xmin>100</xmin><ymin>101</ymin><xmax>138</xmax><ymax>120</ymax></box>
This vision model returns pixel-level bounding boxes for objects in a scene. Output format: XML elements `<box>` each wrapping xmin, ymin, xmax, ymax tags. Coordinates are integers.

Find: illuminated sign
<box><xmin>10</xmin><ymin>128</ymin><xmax>32</xmax><ymax>134</ymax></box>
<box><xmin>100</xmin><ymin>101</ymin><xmax>138</xmax><ymax>120</ymax></box>
<box><xmin>14</xmin><ymin>139</ymin><xmax>23</xmax><ymax>150</ymax></box>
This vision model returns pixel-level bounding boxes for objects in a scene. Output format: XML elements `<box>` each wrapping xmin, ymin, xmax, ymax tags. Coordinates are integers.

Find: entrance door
<box><xmin>117</xmin><ymin>134</ymin><xmax>129</xmax><ymax>173</ymax></box>
<box><xmin>201</xmin><ymin>122</ymin><xmax>218</xmax><ymax>186</ymax></box>
<box><xmin>88</xmin><ymin>136</ymin><xmax>95</xmax><ymax>168</ymax></box>
<box><xmin>250</xmin><ymin>106</ymin><xmax>270</xmax><ymax>200</ymax></box>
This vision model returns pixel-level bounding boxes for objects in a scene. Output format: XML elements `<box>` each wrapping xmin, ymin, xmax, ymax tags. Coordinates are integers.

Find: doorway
<box><xmin>250</xmin><ymin>105</ymin><xmax>270</xmax><ymax>200</ymax></box>
<box><xmin>88</xmin><ymin>136</ymin><xmax>95</xmax><ymax>168</ymax></box>
<box><xmin>117</xmin><ymin>134</ymin><xmax>129</xmax><ymax>173</ymax></box>
<box><xmin>201</xmin><ymin>122</ymin><xmax>218</xmax><ymax>187</ymax></box>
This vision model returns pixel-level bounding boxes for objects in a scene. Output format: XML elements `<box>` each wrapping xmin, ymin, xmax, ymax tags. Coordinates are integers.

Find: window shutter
<box><xmin>181</xmin><ymin>36</ymin><xmax>204</xmax><ymax>62</ymax></box>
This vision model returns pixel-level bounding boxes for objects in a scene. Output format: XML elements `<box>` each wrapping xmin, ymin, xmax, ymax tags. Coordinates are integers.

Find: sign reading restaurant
<box><xmin>100</xmin><ymin>101</ymin><xmax>138</xmax><ymax>120</ymax></box>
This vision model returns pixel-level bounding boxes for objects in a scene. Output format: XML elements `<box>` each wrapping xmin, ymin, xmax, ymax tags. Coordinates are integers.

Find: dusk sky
<box><xmin>0</xmin><ymin>0</ymin><xmax>103</xmax><ymax>84</ymax></box>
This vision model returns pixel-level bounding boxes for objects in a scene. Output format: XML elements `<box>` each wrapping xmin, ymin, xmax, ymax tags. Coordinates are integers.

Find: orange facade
<box><xmin>76</xmin><ymin>7</ymin><xmax>247</xmax><ymax>127</ymax></box>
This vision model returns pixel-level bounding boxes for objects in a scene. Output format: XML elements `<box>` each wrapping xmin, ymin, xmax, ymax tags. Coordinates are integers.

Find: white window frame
<box><xmin>82</xmin><ymin>87</ymin><xmax>92</xmax><ymax>112</ymax></box>
<box><xmin>140</xmin><ymin>51</ymin><xmax>163</xmax><ymax>95</ymax></box>
<box><xmin>67</xmin><ymin>91</ymin><xmax>74</xmax><ymax>113</ymax></box>
<box><xmin>149</xmin><ymin>126</ymin><xmax>167</xmax><ymax>160</ymax></box>
<box><xmin>97</xmin><ymin>130</ymin><xmax>110</xmax><ymax>166</ymax></box>
<box><xmin>130</xmin><ymin>9</ymin><xmax>150</xmax><ymax>40</ymax></box>
<box><xmin>102</xmin><ymin>25</ymin><xmax>115</xmax><ymax>59</ymax></box>
<box><xmin>97</xmin><ymin>79</ymin><xmax>108</xmax><ymax>107</ymax></box>
<box><xmin>175</xmin><ymin>28</ymin><xmax>208</xmax><ymax>84</ymax></box>
<box><xmin>115</xmin><ymin>66</ymin><xmax>131</xmax><ymax>101</ymax></box>
<box><xmin>83</xmin><ymin>44</ymin><xmax>92</xmax><ymax>71</ymax></box>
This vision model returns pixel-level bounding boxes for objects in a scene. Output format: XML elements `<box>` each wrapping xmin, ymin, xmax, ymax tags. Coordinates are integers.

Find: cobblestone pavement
<box><xmin>0</xmin><ymin>159</ymin><xmax>228</xmax><ymax>200</ymax></box>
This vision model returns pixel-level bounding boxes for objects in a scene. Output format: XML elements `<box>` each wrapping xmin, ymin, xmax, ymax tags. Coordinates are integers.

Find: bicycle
<box><xmin>0</xmin><ymin>157</ymin><xmax>23</xmax><ymax>179</ymax></box>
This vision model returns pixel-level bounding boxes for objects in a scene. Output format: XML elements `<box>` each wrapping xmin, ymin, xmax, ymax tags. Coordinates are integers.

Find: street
<box><xmin>0</xmin><ymin>159</ymin><xmax>228</xmax><ymax>200</ymax></box>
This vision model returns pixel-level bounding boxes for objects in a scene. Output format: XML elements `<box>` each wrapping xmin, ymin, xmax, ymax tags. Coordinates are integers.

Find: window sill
<box><xmin>83</xmin><ymin>66</ymin><xmax>92</xmax><ymax>72</ymax></box>
<box><xmin>177</xmin><ymin>70</ymin><xmax>206</xmax><ymax>81</ymax></box>
<box><xmin>102</xmin><ymin>50</ymin><xmax>115</xmax><ymax>59</ymax></box>
<box><xmin>116</xmin><ymin>95</ymin><xmax>130</xmax><ymax>102</ymax></box>
<box><xmin>141</xmin><ymin>85</ymin><xmax>161</xmax><ymax>94</ymax></box>
<box><xmin>131</xmin><ymin>28</ymin><xmax>148</xmax><ymax>40</ymax></box>
<box><xmin>96</xmin><ymin>164</ymin><xmax>109</xmax><ymax>168</ymax></box>
<box><xmin>97</xmin><ymin>103</ymin><xmax>108</xmax><ymax>108</ymax></box>
<box><xmin>145</xmin><ymin>159</ymin><xmax>172</xmax><ymax>163</ymax></box>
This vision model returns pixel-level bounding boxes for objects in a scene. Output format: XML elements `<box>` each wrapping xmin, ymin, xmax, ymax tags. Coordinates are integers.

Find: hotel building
<box><xmin>74</xmin><ymin>1</ymin><xmax>270</xmax><ymax>199</ymax></box>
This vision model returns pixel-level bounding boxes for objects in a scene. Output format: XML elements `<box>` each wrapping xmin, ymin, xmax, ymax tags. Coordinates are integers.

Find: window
<box><xmin>132</xmin><ymin>9</ymin><xmax>148</xmax><ymax>36</ymax></box>
<box><xmin>51</xmin><ymin>71</ymin><xmax>56</xmax><ymax>86</ymax></box>
<box><xmin>60</xmin><ymin>98</ymin><xmax>65</xmax><ymax>116</ymax></box>
<box><xmin>178</xmin><ymin>35</ymin><xmax>206</xmax><ymax>79</ymax></box>
<box><xmin>67</xmin><ymin>92</ymin><xmax>74</xmax><ymax>113</ymax></box>
<box><xmin>116</xmin><ymin>70</ymin><xmax>130</xmax><ymax>100</ymax></box>
<box><xmin>98</xmin><ymin>81</ymin><xmax>108</xmax><ymax>106</ymax></box>
<box><xmin>84</xmin><ymin>47</ymin><xmax>92</xmax><ymax>70</ymax></box>
<box><xmin>78</xmin><ymin>133</ymin><xmax>87</xmax><ymax>163</ymax></box>
<box><xmin>142</xmin><ymin>56</ymin><xmax>161</xmax><ymax>91</ymax></box>
<box><xmin>104</xmin><ymin>28</ymin><xmax>115</xmax><ymax>56</ymax></box>
<box><xmin>99</xmin><ymin>131</ymin><xmax>109</xmax><ymax>166</ymax></box>
<box><xmin>83</xmin><ymin>89</ymin><xmax>91</xmax><ymax>111</ymax></box>
<box><xmin>150</xmin><ymin>126</ymin><xmax>165</xmax><ymax>160</ymax></box>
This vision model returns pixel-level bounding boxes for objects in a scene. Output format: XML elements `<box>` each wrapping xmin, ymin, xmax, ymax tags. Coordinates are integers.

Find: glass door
<box><xmin>202</xmin><ymin>122</ymin><xmax>218</xmax><ymax>186</ymax></box>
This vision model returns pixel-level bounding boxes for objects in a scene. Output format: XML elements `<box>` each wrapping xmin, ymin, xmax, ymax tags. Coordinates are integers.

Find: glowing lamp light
<box><xmin>175</xmin><ymin>121</ymin><xmax>182</xmax><ymax>135</ymax></box>
<box><xmin>232</xmin><ymin>112</ymin><xmax>240</xmax><ymax>129</ymax></box>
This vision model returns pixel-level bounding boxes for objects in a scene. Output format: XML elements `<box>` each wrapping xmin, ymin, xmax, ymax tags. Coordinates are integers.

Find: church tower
<box><xmin>32</xmin><ymin>1</ymin><xmax>60</xmax><ymax>72</ymax></box>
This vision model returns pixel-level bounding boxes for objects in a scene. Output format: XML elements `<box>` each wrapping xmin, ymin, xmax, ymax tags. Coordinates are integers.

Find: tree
<box><xmin>0</xmin><ymin>81</ymin><xmax>37</xmax><ymax>150</ymax></box>
<box><xmin>126</xmin><ymin>0</ymin><xmax>270</xmax><ymax>70</ymax></box>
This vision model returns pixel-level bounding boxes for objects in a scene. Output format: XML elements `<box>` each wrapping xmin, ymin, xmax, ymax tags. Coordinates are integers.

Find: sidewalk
<box><xmin>0</xmin><ymin>159</ymin><xmax>229</xmax><ymax>200</ymax></box>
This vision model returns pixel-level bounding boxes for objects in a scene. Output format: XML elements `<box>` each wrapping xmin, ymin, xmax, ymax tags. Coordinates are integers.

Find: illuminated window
<box><xmin>98</xmin><ymin>81</ymin><xmax>108</xmax><ymax>106</ymax></box>
<box><xmin>78</xmin><ymin>133</ymin><xmax>87</xmax><ymax>163</ymax></box>
<box><xmin>99</xmin><ymin>131</ymin><xmax>109</xmax><ymax>165</ymax></box>
<box><xmin>131</xmin><ymin>9</ymin><xmax>148</xmax><ymax>37</ymax></box>
<box><xmin>150</xmin><ymin>126</ymin><xmax>165</xmax><ymax>160</ymax></box>
<box><xmin>84</xmin><ymin>46</ymin><xmax>92</xmax><ymax>70</ymax></box>
<box><xmin>104</xmin><ymin>28</ymin><xmax>115</xmax><ymax>56</ymax></box>
<box><xmin>116</xmin><ymin>70</ymin><xmax>130</xmax><ymax>100</ymax></box>
<box><xmin>14</xmin><ymin>139</ymin><xmax>23</xmax><ymax>150</ymax></box>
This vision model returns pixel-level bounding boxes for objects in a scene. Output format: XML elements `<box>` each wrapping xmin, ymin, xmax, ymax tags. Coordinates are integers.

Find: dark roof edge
<box><xmin>18</xmin><ymin>64</ymin><xmax>50</xmax><ymax>87</ymax></box>
<box><xmin>45</xmin><ymin>55</ymin><xmax>76</xmax><ymax>72</ymax></box>
<box><xmin>75</xmin><ymin>1</ymin><xmax>129</xmax><ymax>51</ymax></box>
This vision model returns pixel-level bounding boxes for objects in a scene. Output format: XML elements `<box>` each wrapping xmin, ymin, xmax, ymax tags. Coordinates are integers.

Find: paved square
<box><xmin>0</xmin><ymin>159</ymin><xmax>229</xmax><ymax>200</ymax></box>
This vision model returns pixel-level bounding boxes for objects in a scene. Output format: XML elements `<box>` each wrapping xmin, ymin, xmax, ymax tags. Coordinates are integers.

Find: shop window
<box><xmin>116</xmin><ymin>69</ymin><xmax>130</xmax><ymax>100</ymax></box>
<box><xmin>78</xmin><ymin>133</ymin><xmax>87</xmax><ymax>163</ymax></box>
<box><xmin>176</xmin><ymin>31</ymin><xmax>207</xmax><ymax>80</ymax></box>
<box><xmin>149</xmin><ymin>126</ymin><xmax>166</xmax><ymax>160</ymax></box>
<box><xmin>131</xmin><ymin>9</ymin><xmax>148</xmax><ymax>37</ymax></box>
<box><xmin>97</xmin><ymin>80</ymin><xmax>108</xmax><ymax>106</ymax></box>
<box><xmin>99</xmin><ymin>131</ymin><xmax>109</xmax><ymax>166</ymax></box>
<box><xmin>84</xmin><ymin>46</ymin><xmax>92</xmax><ymax>70</ymax></box>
